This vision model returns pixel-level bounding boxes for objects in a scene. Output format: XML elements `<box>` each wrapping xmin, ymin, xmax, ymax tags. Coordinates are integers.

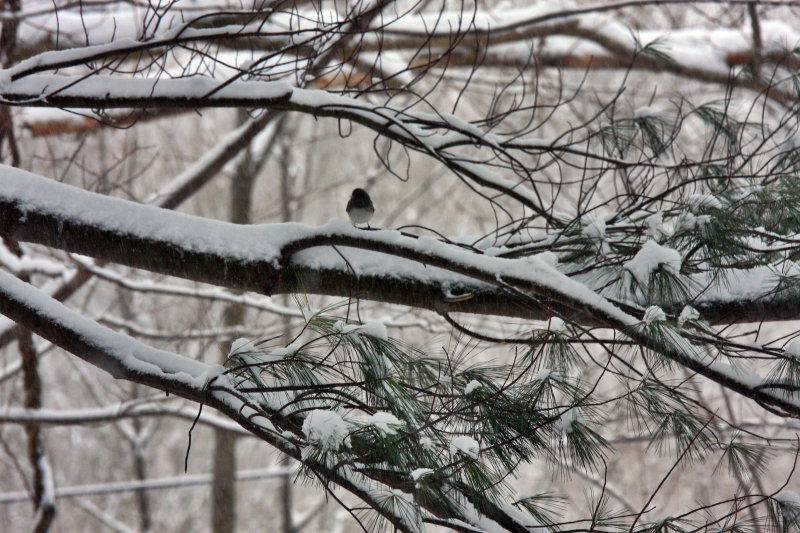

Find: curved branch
<box><xmin>0</xmin><ymin>267</ymin><xmax>426</xmax><ymax>533</ymax></box>
<box><xmin>1</xmin><ymin>166</ymin><xmax>799</xmax><ymax>418</ymax></box>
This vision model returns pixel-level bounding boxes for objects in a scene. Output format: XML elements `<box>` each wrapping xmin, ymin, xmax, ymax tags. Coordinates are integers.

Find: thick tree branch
<box><xmin>1</xmin><ymin>167</ymin><xmax>799</xmax><ymax>418</ymax></box>
<box><xmin>0</xmin><ymin>266</ymin><xmax>432</xmax><ymax>532</ymax></box>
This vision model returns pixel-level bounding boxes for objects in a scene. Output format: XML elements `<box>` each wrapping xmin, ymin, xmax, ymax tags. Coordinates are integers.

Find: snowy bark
<box><xmin>1</xmin><ymin>166</ymin><xmax>799</xmax><ymax>418</ymax></box>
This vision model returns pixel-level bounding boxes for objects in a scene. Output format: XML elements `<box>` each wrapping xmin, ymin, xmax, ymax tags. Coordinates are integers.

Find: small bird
<box><xmin>346</xmin><ymin>188</ymin><xmax>375</xmax><ymax>228</ymax></box>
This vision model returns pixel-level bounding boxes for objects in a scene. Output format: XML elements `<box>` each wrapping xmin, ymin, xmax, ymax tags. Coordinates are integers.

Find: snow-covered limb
<box><xmin>2</xmin><ymin>166</ymin><xmax>800</xmax><ymax>419</ymax></box>
<box><xmin>4</xmin><ymin>18</ymin><xmax>301</xmax><ymax>82</ymax></box>
<box><xmin>0</xmin><ymin>267</ymin><xmax>555</xmax><ymax>532</ymax></box>
<box><xmin>145</xmin><ymin>111</ymin><xmax>280</xmax><ymax>209</ymax></box>
<box><xmin>0</xmin><ymin>400</ymin><xmax>250</xmax><ymax>434</ymax></box>
<box><xmin>0</xmin><ymin>165</ymin><xmax>530</xmax><ymax>319</ymax></box>
<box><xmin>0</xmin><ymin>467</ymin><xmax>296</xmax><ymax>504</ymax></box>
<box><xmin>378</xmin><ymin>5</ymin><xmax>799</xmax><ymax>70</ymax></box>
<box><xmin>0</xmin><ymin>239</ymin><xmax>69</xmax><ymax>277</ymax></box>
<box><xmin>12</xmin><ymin>2</ymin><xmax>799</xmax><ymax>82</ymax></box>
<box><xmin>0</xmin><ymin>268</ymin><xmax>444</xmax><ymax>533</ymax></box>
<box><xmin>0</xmin><ymin>114</ymin><xmax>279</xmax><ymax>347</ymax></box>
<box><xmin>70</xmin><ymin>255</ymin><xmax>301</xmax><ymax>317</ymax></box>
<box><xmin>0</xmin><ymin>74</ymin><xmax>552</xmax><ymax>214</ymax></box>
<box><xmin>13</xmin><ymin>5</ymin><xmax>799</xmax><ymax>142</ymax></box>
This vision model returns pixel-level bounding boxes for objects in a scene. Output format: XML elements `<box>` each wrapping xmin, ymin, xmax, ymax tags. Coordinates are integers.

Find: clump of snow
<box><xmin>368</xmin><ymin>411</ymin><xmax>404</xmax><ymax>435</ymax></box>
<box><xmin>634</xmin><ymin>106</ymin><xmax>656</xmax><ymax>119</ymax></box>
<box><xmin>333</xmin><ymin>319</ymin><xmax>362</xmax><ymax>335</ymax></box>
<box><xmin>269</xmin><ymin>341</ymin><xmax>301</xmax><ymax>358</ymax></box>
<box><xmin>302</xmin><ymin>410</ymin><xmax>350</xmax><ymax>451</ymax></box>
<box><xmin>688</xmin><ymin>193</ymin><xmax>723</xmax><ymax>211</ymax></box>
<box><xmin>645</xmin><ymin>212</ymin><xmax>668</xmax><ymax>241</ymax></box>
<box><xmin>582</xmin><ymin>215</ymin><xmax>610</xmax><ymax>255</ymax></box>
<box><xmin>673</xmin><ymin>211</ymin><xmax>697</xmax><ymax>233</ymax></box>
<box><xmin>333</xmin><ymin>319</ymin><xmax>388</xmax><ymax>341</ymax></box>
<box><xmin>360</xmin><ymin>320</ymin><xmax>388</xmax><ymax>341</ymax></box>
<box><xmin>464</xmin><ymin>380</ymin><xmax>482</xmax><ymax>395</ymax></box>
<box><xmin>775</xmin><ymin>490</ymin><xmax>800</xmax><ymax>527</ymax></box>
<box><xmin>642</xmin><ymin>306</ymin><xmax>667</xmax><ymax>324</ymax></box>
<box><xmin>410</xmin><ymin>468</ymin><xmax>434</xmax><ymax>482</ymax></box>
<box><xmin>533</xmin><ymin>251</ymin><xmax>558</xmax><ymax>267</ymax></box>
<box><xmin>696</xmin><ymin>214</ymin><xmax>712</xmax><ymax>227</ymax></box>
<box><xmin>419</xmin><ymin>437</ymin><xmax>435</xmax><ymax>450</ymax></box>
<box><xmin>678</xmin><ymin>306</ymin><xmax>700</xmax><ymax>327</ymax></box>
<box><xmin>555</xmin><ymin>408</ymin><xmax>584</xmax><ymax>433</ymax></box>
<box><xmin>625</xmin><ymin>240</ymin><xmax>682</xmax><ymax>288</ymax></box>
<box><xmin>775</xmin><ymin>490</ymin><xmax>800</xmax><ymax>506</ymax></box>
<box><xmin>784</xmin><ymin>339</ymin><xmax>800</xmax><ymax>359</ymax></box>
<box><xmin>449</xmin><ymin>436</ymin><xmax>480</xmax><ymax>459</ymax></box>
<box><xmin>535</xmin><ymin>369</ymin><xmax>552</xmax><ymax>381</ymax></box>
<box><xmin>230</xmin><ymin>337</ymin><xmax>253</xmax><ymax>355</ymax></box>
<box><xmin>547</xmin><ymin>317</ymin><xmax>565</xmax><ymax>333</ymax></box>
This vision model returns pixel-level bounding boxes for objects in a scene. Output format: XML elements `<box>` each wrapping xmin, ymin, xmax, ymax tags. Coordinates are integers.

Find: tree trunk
<box><xmin>212</xmin><ymin>109</ymin><xmax>258</xmax><ymax>533</ymax></box>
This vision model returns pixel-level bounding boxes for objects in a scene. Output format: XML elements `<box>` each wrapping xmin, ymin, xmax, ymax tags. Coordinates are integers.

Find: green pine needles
<box><xmin>220</xmin><ymin>298</ymin><xmax>792</xmax><ymax>532</ymax></box>
<box><xmin>218</xmin><ymin>90</ymin><xmax>800</xmax><ymax>532</ymax></box>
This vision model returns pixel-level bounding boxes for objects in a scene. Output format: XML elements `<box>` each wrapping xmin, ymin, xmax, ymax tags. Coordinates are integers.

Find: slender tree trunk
<box><xmin>212</xmin><ymin>109</ymin><xmax>258</xmax><ymax>533</ymax></box>
<box><xmin>4</xmin><ymin>5</ymin><xmax>54</xmax><ymax>527</ymax></box>
<box><xmin>19</xmin><ymin>329</ymin><xmax>56</xmax><ymax>533</ymax></box>
<box><xmin>0</xmin><ymin>0</ymin><xmax>20</xmax><ymax>165</ymax></box>
<box><xmin>279</xmin><ymin>129</ymin><xmax>295</xmax><ymax>533</ymax></box>
<box><xmin>117</xmin><ymin>284</ymin><xmax>153</xmax><ymax>533</ymax></box>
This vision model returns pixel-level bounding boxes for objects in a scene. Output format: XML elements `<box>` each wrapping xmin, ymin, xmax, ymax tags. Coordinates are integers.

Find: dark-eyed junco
<box><xmin>346</xmin><ymin>188</ymin><xmax>375</xmax><ymax>228</ymax></box>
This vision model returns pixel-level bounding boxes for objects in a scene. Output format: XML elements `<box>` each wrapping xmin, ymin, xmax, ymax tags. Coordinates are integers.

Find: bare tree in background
<box><xmin>2</xmin><ymin>1</ymin><xmax>800</xmax><ymax>532</ymax></box>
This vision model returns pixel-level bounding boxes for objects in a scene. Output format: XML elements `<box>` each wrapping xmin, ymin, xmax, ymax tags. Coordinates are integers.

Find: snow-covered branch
<box><xmin>0</xmin><ymin>266</ymin><xmax>443</xmax><ymax>533</ymax></box>
<box><xmin>1</xmin><ymin>166</ymin><xmax>799</xmax><ymax>419</ymax></box>
<box><xmin>0</xmin><ymin>74</ymin><xmax>552</xmax><ymax>214</ymax></box>
<box><xmin>0</xmin><ymin>467</ymin><xmax>295</xmax><ymax>503</ymax></box>
<box><xmin>0</xmin><ymin>400</ymin><xmax>250</xmax><ymax>434</ymax></box>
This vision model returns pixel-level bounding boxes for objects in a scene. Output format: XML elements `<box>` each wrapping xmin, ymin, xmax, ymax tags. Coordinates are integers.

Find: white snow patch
<box><xmin>410</xmin><ymin>468</ymin><xmax>434</xmax><ymax>482</ymax></box>
<box><xmin>678</xmin><ymin>306</ymin><xmax>700</xmax><ymax>326</ymax></box>
<box><xmin>642</xmin><ymin>306</ymin><xmax>667</xmax><ymax>324</ymax></box>
<box><xmin>645</xmin><ymin>212</ymin><xmax>667</xmax><ymax>241</ymax></box>
<box><xmin>270</xmin><ymin>342</ymin><xmax>301</xmax><ymax>358</ymax></box>
<box><xmin>419</xmin><ymin>437</ymin><xmax>435</xmax><ymax>451</ymax></box>
<box><xmin>634</xmin><ymin>106</ymin><xmax>656</xmax><ymax>119</ymax></box>
<box><xmin>230</xmin><ymin>338</ymin><xmax>254</xmax><ymax>355</ymax></box>
<box><xmin>450</xmin><ymin>436</ymin><xmax>480</xmax><ymax>459</ymax></box>
<box><xmin>547</xmin><ymin>316</ymin><xmax>565</xmax><ymax>333</ymax></box>
<box><xmin>333</xmin><ymin>319</ymin><xmax>388</xmax><ymax>341</ymax></box>
<box><xmin>464</xmin><ymin>380</ymin><xmax>482</xmax><ymax>395</ymax></box>
<box><xmin>333</xmin><ymin>320</ymin><xmax>362</xmax><ymax>335</ymax></box>
<box><xmin>368</xmin><ymin>411</ymin><xmax>404</xmax><ymax>435</ymax></box>
<box><xmin>688</xmin><ymin>194</ymin><xmax>723</xmax><ymax>210</ymax></box>
<box><xmin>533</xmin><ymin>251</ymin><xmax>558</xmax><ymax>267</ymax></box>
<box><xmin>674</xmin><ymin>211</ymin><xmax>697</xmax><ymax>233</ymax></box>
<box><xmin>582</xmin><ymin>215</ymin><xmax>610</xmax><ymax>255</ymax></box>
<box><xmin>711</xmin><ymin>363</ymin><xmax>764</xmax><ymax>388</ymax></box>
<box><xmin>785</xmin><ymin>339</ymin><xmax>800</xmax><ymax>359</ymax></box>
<box><xmin>555</xmin><ymin>408</ymin><xmax>584</xmax><ymax>433</ymax></box>
<box><xmin>625</xmin><ymin>240</ymin><xmax>682</xmax><ymax>288</ymax></box>
<box><xmin>302</xmin><ymin>410</ymin><xmax>350</xmax><ymax>451</ymax></box>
<box><xmin>360</xmin><ymin>320</ymin><xmax>388</xmax><ymax>341</ymax></box>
